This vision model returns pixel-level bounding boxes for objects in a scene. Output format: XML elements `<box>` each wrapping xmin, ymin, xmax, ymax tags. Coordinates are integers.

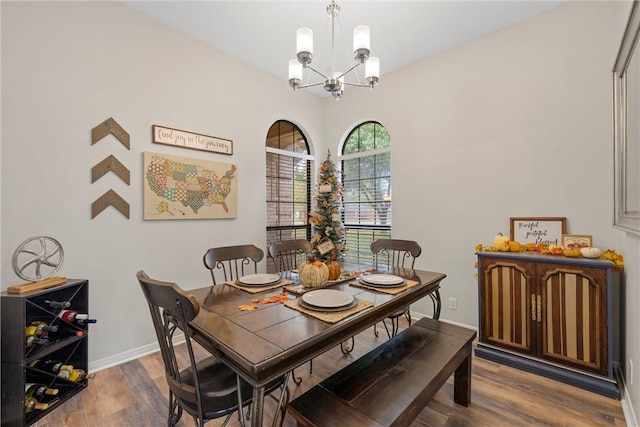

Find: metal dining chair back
<box><xmin>203</xmin><ymin>244</ymin><xmax>264</xmax><ymax>285</ymax></box>
<box><xmin>370</xmin><ymin>239</ymin><xmax>427</xmax><ymax>338</ymax></box>
<box><xmin>137</xmin><ymin>270</ymin><xmax>255</xmax><ymax>426</ymax></box>
<box><xmin>268</xmin><ymin>239</ymin><xmax>312</xmax><ymax>276</ymax></box>
<box><xmin>371</xmin><ymin>238</ymin><xmax>421</xmax><ymax>269</ymax></box>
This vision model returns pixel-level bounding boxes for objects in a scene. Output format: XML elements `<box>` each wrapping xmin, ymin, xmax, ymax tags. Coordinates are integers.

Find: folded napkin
<box><xmin>284</xmin><ymin>298</ymin><xmax>374</xmax><ymax>324</ymax></box>
<box><xmin>226</xmin><ymin>278</ymin><xmax>294</xmax><ymax>294</ymax></box>
<box><xmin>349</xmin><ymin>278</ymin><xmax>419</xmax><ymax>295</ymax></box>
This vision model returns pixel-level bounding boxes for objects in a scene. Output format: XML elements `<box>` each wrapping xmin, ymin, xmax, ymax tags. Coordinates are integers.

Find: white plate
<box><xmin>361</xmin><ymin>274</ymin><xmax>404</xmax><ymax>286</ymax></box>
<box><xmin>302</xmin><ymin>289</ymin><xmax>355</xmax><ymax>308</ymax></box>
<box><xmin>237</xmin><ymin>273</ymin><xmax>281</xmax><ymax>286</ymax></box>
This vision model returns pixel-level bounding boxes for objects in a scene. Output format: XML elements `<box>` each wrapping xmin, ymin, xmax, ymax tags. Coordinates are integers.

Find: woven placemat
<box><xmin>284</xmin><ymin>298</ymin><xmax>374</xmax><ymax>324</ymax></box>
<box><xmin>349</xmin><ymin>278</ymin><xmax>419</xmax><ymax>295</ymax></box>
<box><xmin>226</xmin><ymin>278</ymin><xmax>294</xmax><ymax>294</ymax></box>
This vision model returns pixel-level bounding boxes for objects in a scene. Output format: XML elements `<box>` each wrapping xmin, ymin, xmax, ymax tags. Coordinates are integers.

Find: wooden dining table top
<box><xmin>189</xmin><ymin>266</ymin><xmax>446</xmax><ymax>389</ymax></box>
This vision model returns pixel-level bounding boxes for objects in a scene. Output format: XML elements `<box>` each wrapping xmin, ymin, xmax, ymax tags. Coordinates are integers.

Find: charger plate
<box><xmin>302</xmin><ymin>289</ymin><xmax>354</xmax><ymax>308</ymax></box>
<box><xmin>237</xmin><ymin>273</ymin><xmax>281</xmax><ymax>287</ymax></box>
<box><xmin>360</xmin><ymin>274</ymin><xmax>405</xmax><ymax>288</ymax></box>
<box><xmin>298</xmin><ymin>295</ymin><xmax>359</xmax><ymax>312</ymax></box>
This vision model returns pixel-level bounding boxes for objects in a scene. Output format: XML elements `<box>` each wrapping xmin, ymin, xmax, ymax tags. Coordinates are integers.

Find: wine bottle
<box><xmin>26</xmin><ymin>321</ymin><xmax>59</xmax><ymax>337</ymax></box>
<box><xmin>24</xmin><ymin>396</ymin><xmax>48</xmax><ymax>414</ymax></box>
<box><xmin>58</xmin><ymin>310</ymin><xmax>96</xmax><ymax>324</ymax></box>
<box><xmin>29</xmin><ymin>360</ymin><xmax>73</xmax><ymax>375</ymax></box>
<box><xmin>57</xmin><ymin>366</ymin><xmax>88</xmax><ymax>382</ymax></box>
<box><xmin>44</xmin><ymin>299</ymin><xmax>71</xmax><ymax>309</ymax></box>
<box><xmin>44</xmin><ymin>325</ymin><xmax>84</xmax><ymax>341</ymax></box>
<box><xmin>25</xmin><ymin>383</ymin><xmax>59</xmax><ymax>399</ymax></box>
<box><xmin>25</xmin><ymin>335</ymin><xmax>50</xmax><ymax>348</ymax></box>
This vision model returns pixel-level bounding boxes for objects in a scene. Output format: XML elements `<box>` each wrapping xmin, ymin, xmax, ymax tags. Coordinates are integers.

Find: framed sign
<box><xmin>152</xmin><ymin>125</ymin><xmax>233</xmax><ymax>155</ymax></box>
<box><xmin>510</xmin><ymin>217</ymin><xmax>567</xmax><ymax>245</ymax></box>
<box><xmin>562</xmin><ymin>234</ymin><xmax>592</xmax><ymax>248</ymax></box>
<box><xmin>316</xmin><ymin>238</ymin><xmax>335</xmax><ymax>256</ymax></box>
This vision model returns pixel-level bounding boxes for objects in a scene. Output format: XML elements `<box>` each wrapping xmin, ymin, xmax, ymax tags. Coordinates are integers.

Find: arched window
<box><xmin>266</xmin><ymin>121</ymin><xmax>313</xmax><ymax>271</ymax></box>
<box><xmin>340</xmin><ymin>122</ymin><xmax>391</xmax><ymax>264</ymax></box>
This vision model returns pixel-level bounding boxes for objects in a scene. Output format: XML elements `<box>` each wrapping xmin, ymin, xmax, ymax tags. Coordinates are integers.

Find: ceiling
<box><xmin>124</xmin><ymin>0</ymin><xmax>568</xmax><ymax>97</ymax></box>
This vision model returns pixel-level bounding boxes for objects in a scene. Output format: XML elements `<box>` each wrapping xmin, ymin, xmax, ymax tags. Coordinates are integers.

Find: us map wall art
<box><xmin>143</xmin><ymin>152</ymin><xmax>237</xmax><ymax>220</ymax></box>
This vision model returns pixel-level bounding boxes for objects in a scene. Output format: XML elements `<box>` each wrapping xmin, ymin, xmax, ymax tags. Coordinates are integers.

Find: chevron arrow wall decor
<box><xmin>91</xmin><ymin>155</ymin><xmax>131</xmax><ymax>185</ymax></box>
<box><xmin>91</xmin><ymin>117</ymin><xmax>130</xmax><ymax>149</ymax></box>
<box><xmin>91</xmin><ymin>189</ymin><xmax>130</xmax><ymax>219</ymax></box>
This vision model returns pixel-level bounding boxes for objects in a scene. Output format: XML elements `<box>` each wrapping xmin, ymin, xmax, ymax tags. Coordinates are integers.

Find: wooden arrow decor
<box><xmin>91</xmin><ymin>189</ymin><xmax>130</xmax><ymax>219</ymax></box>
<box><xmin>91</xmin><ymin>155</ymin><xmax>130</xmax><ymax>185</ymax></box>
<box><xmin>91</xmin><ymin>117</ymin><xmax>130</xmax><ymax>149</ymax></box>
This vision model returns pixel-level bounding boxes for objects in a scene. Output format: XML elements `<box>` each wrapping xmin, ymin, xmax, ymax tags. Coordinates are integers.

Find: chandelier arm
<box><xmin>343</xmin><ymin>82</ymin><xmax>372</xmax><ymax>88</ymax></box>
<box><xmin>297</xmin><ymin>82</ymin><xmax>326</xmax><ymax>89</ymax></box>
<box><xmin>336</xmin><ymin>62</ymin><xmax>361</xmax><ymax>80</ymax></box>
<box><xmin>306</xmin><ymin>64</ymin><xmax>330</xmax><ymax>80</ymax></box>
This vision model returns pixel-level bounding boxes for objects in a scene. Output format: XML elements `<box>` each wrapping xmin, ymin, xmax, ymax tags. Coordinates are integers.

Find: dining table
<box><xmin>188</xmin><ymin>264</ymin><xmax>446</xmax><ymax>427</ymax></box>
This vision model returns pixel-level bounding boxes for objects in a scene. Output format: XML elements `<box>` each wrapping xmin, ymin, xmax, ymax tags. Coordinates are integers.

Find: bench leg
<box><xmin>453</xmin><ymin>344</ymin><xmax>472</xmax><ymax>406</ymax></box>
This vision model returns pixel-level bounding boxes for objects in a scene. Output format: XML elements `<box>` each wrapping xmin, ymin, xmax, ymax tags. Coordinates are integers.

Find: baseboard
<box><xmin>616</xmin><ymin>362</ymin><xmax>639</xmax><ymax>427</ymax></box>
<box><xmin>88</xmin><ymin>334</ymin><xmax>185</xmax><ymax>373</ymax></box>
<box><xmin>410</xmin><ymin>310</ymin><xmax>479</xmax><ymax>331</ymax></box>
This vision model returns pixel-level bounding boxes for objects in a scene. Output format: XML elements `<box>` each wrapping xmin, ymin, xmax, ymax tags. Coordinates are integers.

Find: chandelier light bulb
<box><xmin>365</xmin><ymin>57</ymin><xmax>379</xmax><ymax>79</ymax></box>
<box><xmin>289</xmin><ymin>59</ymin><xmax>303</xmax><ymax>89</ymax></box>
<box><xmin>353</xmin><ymin>25</ymin><xmax>370</xmax><ymax>62</ymax></box>
<box><xmin>365</xmin><ymin>57</ymin><xmax>380</xmax><ymax>88</ymax></box>
<box><xmin>296</xmin><ymin>27</ymin><xmax>314</xmax><ymax>66</ymax></box>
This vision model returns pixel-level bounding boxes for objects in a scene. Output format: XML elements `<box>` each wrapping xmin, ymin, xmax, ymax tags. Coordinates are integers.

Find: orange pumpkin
<box><xmin>325</xmin><ymin>260</ymin><xmax>341</xmax><ymax>281</ymax></box>
<box><xmin>508</xmin><ymin>241</ymin><xmax>522</xmax><ymax>252</ymax></box>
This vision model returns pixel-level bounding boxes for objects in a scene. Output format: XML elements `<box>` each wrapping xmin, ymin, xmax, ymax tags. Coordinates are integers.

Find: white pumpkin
<box><xmin>492</xmin><ymin>233</ymin><xmax>509</xmax><ymax>248</ymax></box>
<box><xmin>580</xmin><ymin>247</ymin><xmax>602</xmax><ymax>259</ymax></box>
<box><xmin>299</xmin><ymin>260</ymin><xmax>330</xmax><ymax>288</ymax></box>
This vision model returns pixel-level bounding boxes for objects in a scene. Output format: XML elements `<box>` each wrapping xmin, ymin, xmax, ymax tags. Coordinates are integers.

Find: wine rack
<box><xmin>1</xmin><ymin>279</ymin><xmax>90</xmax><ymax>426</ymax></box>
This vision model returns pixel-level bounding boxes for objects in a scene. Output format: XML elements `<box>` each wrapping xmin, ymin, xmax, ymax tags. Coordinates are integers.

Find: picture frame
<box><xmin>510</xmin><ymin>217</ymin><xmax>567</xmax><ymax>245</ymax></box>
<box><xmin>152</xmin><ymin>125</ymin><xmax>233</xmax><ymax>155</ymax></box>
<box><xmin>143</xmin><ymin>151</ymin><xmax>237</xmax><ymax>220</ymax></box>
<box><xmin>613</xmin><ymin>2</ymin><xmax>640</xmax><ymax>235</ymax></box>
<box><xmin>316</xmin><ymin>238</ymin><xmax>335</xmax><ymax>256</ymax></box>
<box><xmin>561</xmin><ymin>234</ymin><xmax>592</xmax><ymax>249</ymax></box>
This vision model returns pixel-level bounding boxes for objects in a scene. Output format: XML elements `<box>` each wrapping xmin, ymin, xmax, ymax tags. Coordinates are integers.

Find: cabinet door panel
<box><xmin>481</xmin><ymin>260</ymin><xmax>534</xmax><ymax>355</ymax></box>
<box><xmin>539</xmin><ymin>265</ymin><xmax>607</xmax><ymax>375</ymax></box>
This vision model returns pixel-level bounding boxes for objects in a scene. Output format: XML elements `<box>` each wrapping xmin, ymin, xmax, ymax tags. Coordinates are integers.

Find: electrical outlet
<box><xmin>449</xmin><ymin>297</ymin><xmax>457</xmax><ymax>310</ymax></box>
<box><xmin>629</xmin><ymin>359</ymin><xmax>634</xmax><ymax>385</ymax></box>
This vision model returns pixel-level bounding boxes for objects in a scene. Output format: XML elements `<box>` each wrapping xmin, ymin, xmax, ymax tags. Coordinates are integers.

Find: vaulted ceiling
<box><xmin>124</xmin><ymin>1</ymin><xmax>568</xmax><ymax>96</ymax></box>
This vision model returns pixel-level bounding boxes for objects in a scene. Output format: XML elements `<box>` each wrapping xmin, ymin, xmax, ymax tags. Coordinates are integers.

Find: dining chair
<box><xmin>203</xmin><ymin>244</ymin><xmax>263</xmax><ymax>286</ymax></box>
<box><xmin>268</xmin><ymin>239</ymin><xmax>312</xmax><ymax>276</ymax></box>
<box><xmin>137</xmin><ymin>271</ymin><xmax>289</xmax><ymax>427</ymax></box>
<box><xmin>370</xmin><ymin>238</ymin><xmax>438</xmax><ymax>338</ymax></box>
<box><xmin>268</xmin><ymin>239</ymin><xmax>313</xmax><ymax>385</ymax></box>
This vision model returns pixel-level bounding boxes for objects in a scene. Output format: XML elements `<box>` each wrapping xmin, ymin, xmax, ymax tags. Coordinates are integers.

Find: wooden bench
<box><xmin>287</xmin><ymin>317</ymin><xmax>477</xmax><ymax>427</ymax></box>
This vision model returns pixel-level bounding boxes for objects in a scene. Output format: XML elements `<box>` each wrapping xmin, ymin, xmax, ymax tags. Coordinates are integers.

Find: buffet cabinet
<box><xmin>475</xmin><ymin>252</ymin><xmax>621</xmax><ymax>398</ymax></box>
<box><xmin>1</xmin><ymin>279</ymin><xmax>90</xmax><ymax>426</ymax></box>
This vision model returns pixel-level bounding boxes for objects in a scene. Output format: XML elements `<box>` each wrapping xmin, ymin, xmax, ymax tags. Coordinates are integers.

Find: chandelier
<box><xmin>288</xmin><ymin>0</ymin><xmax>380</xmax><ymax>100</ymax></box>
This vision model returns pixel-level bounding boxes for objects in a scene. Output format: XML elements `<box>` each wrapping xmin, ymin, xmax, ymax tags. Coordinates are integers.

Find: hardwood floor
<box><xmin>32</xmin><ymin>319</ymin><xmax>626</xmax><ymax>427</ymax></box>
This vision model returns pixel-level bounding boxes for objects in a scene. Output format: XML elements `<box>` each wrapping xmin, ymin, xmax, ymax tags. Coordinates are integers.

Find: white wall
<box><xmin>1</xmin><ymin>1</ymin><xmax>324</xmax><ymax>365</ymax></box>
<box><xmin>322</xmin><ymin>0</ymin><xmax>638</xmax><ymax>421</ymax></box>
<box><xmin>2</xmin><ymin>0</ymin><xmax>638</xmax><ymax>423</ymax></box>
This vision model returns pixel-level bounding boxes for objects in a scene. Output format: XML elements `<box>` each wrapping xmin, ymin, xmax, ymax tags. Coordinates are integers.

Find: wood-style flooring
<box><xmin>32</xmin><ymin>319</ymin><xmax>626</xmax><ymax>427</ymax></box>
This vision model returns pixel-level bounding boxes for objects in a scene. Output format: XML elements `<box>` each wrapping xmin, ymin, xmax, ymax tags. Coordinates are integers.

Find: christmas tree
<box><xmin>309</xmin><ymin>150</ymin><xmax>347</xmax><ymax>261</ymax></box>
